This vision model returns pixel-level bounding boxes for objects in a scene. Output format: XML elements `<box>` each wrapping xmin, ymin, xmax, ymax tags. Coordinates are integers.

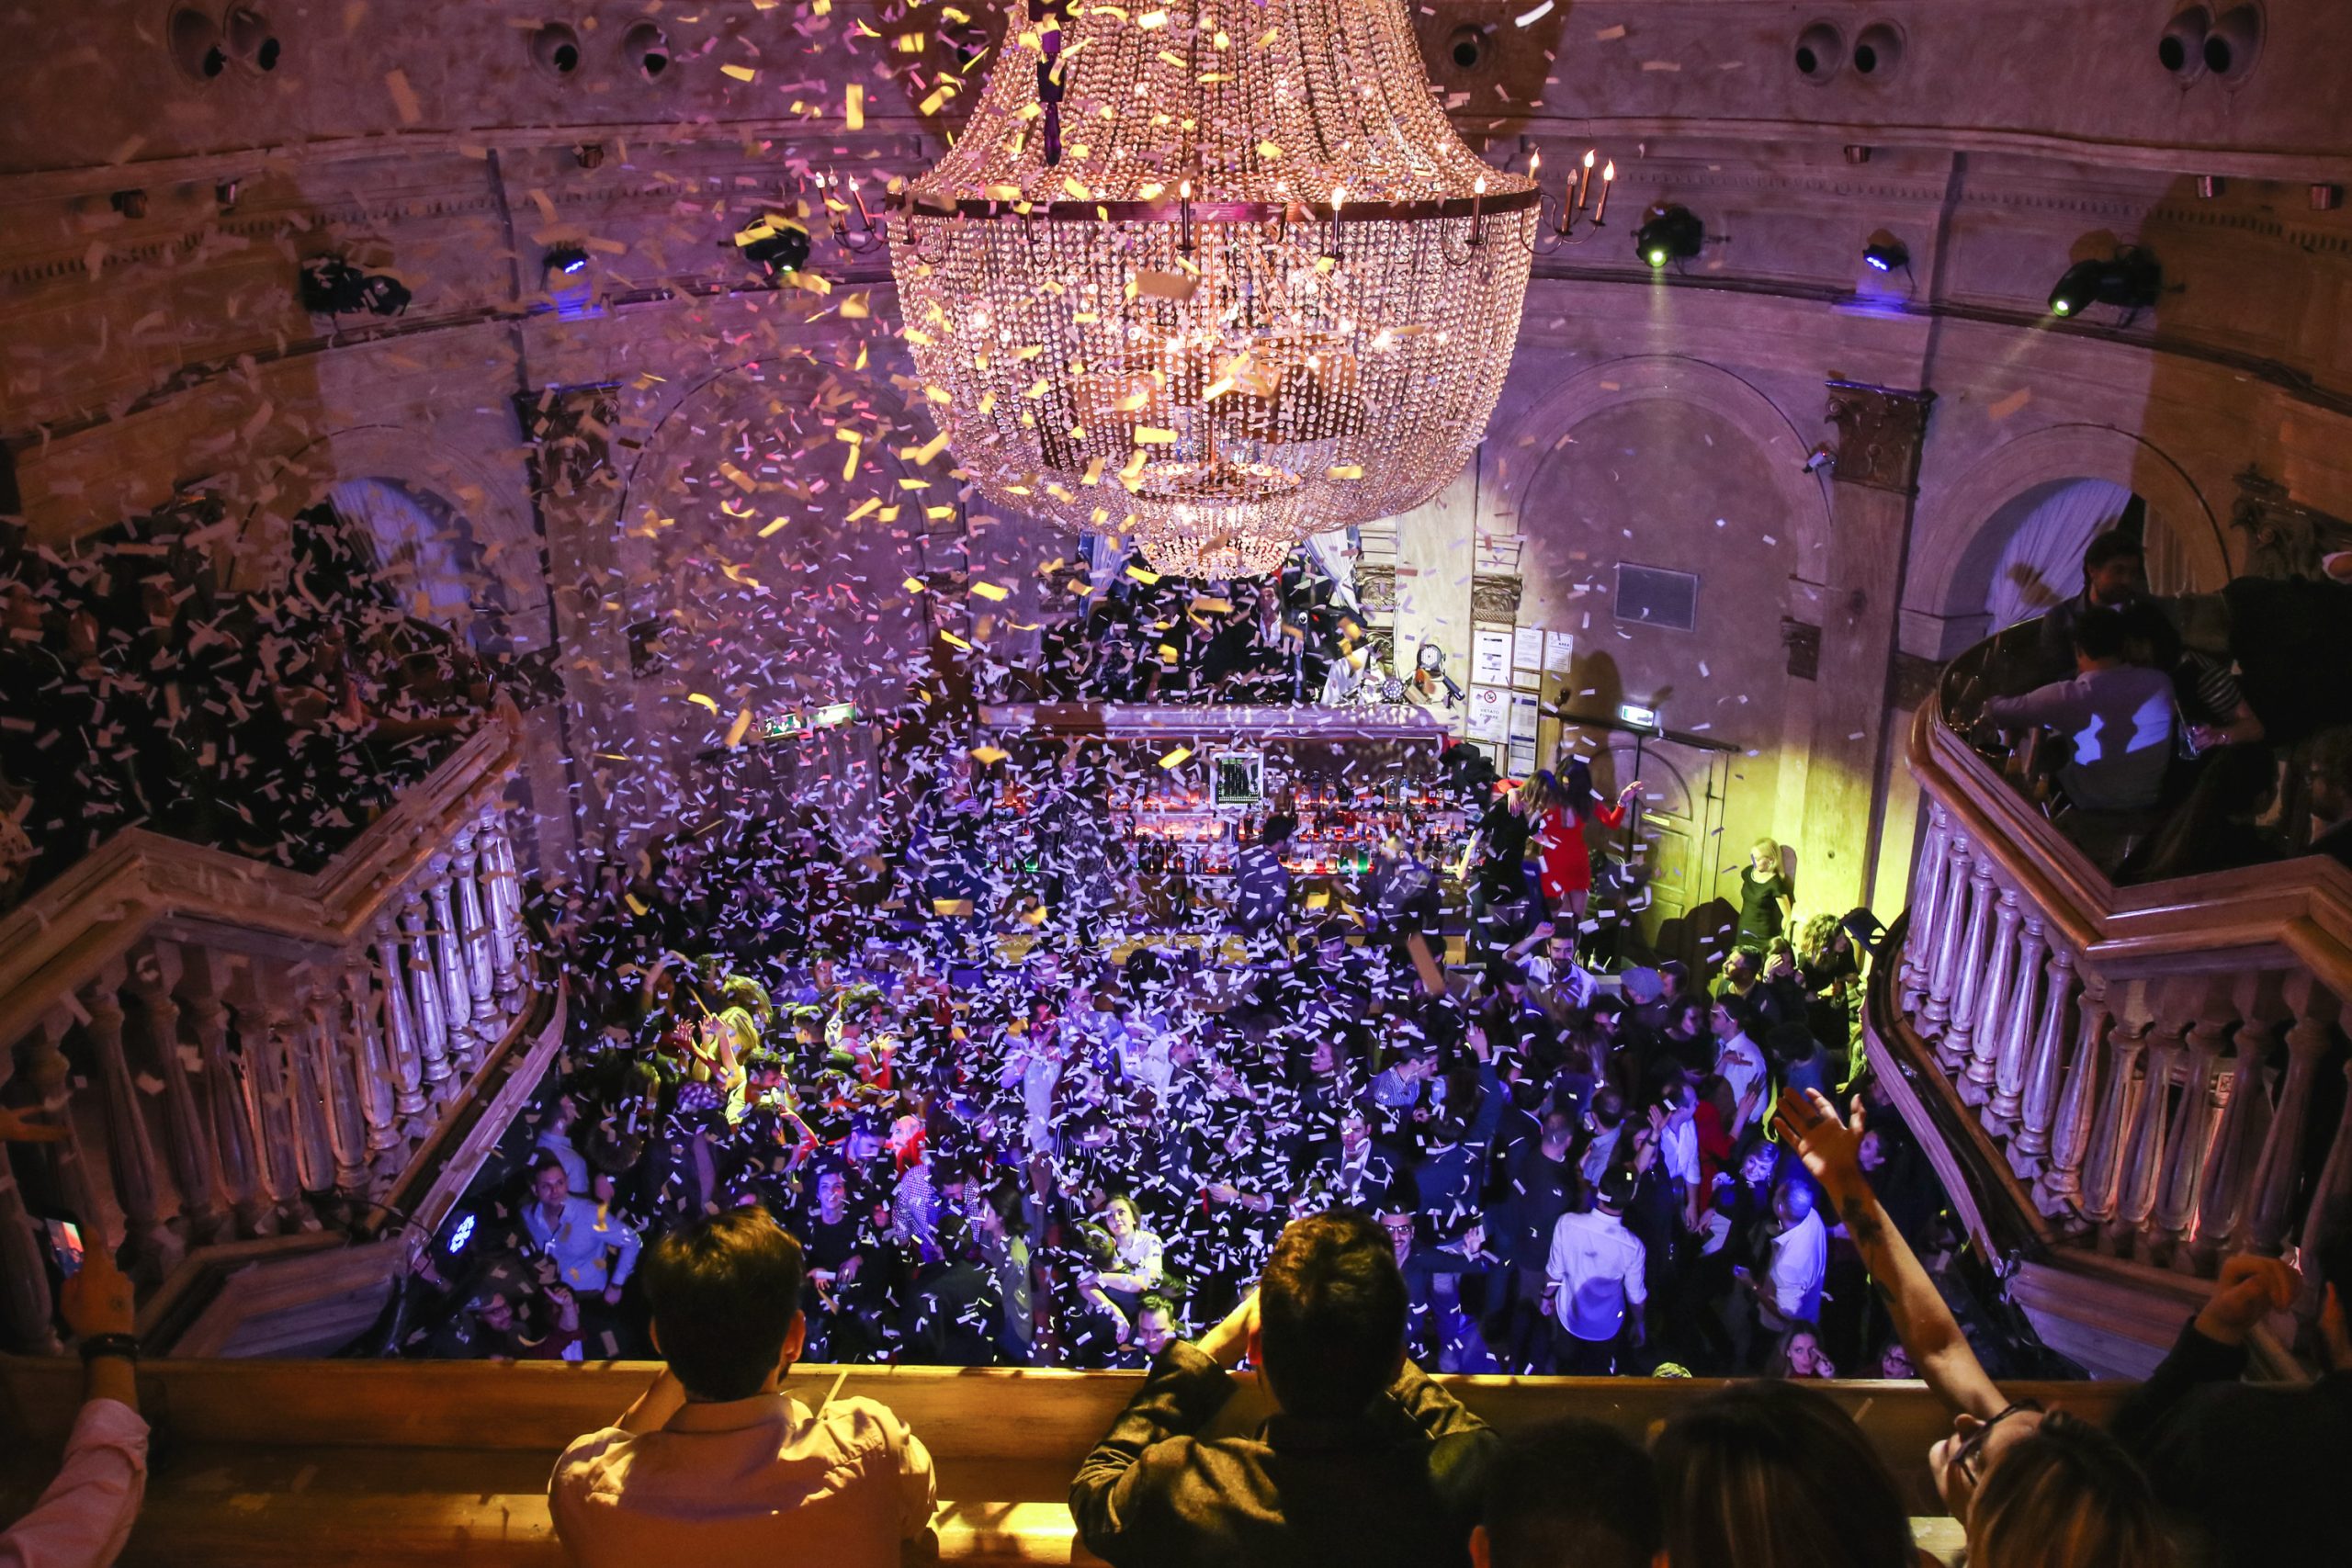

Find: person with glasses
<box><xmin>1772</xmin><ymin>1089</ymin><xmax>2171</xmax><ymax>1567</ymax></box>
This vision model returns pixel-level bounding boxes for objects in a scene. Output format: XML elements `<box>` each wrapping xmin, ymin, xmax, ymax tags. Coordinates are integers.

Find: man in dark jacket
<box><xmin>2108</xmin><ymin>1210</ymin><xmax>2352</xmax><ymax>1568</ymax></box>
<box><xmin>1069</xmin><ymin>1208</ymin><xmax>1496</xmax><ymax>1568</ymax></box>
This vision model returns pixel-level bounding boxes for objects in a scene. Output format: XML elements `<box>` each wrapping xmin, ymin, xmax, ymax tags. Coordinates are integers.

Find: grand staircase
<box><xmin>0</xmin><ymin>710</ymin><xmax>562</xmax><ymax>1359</ymax></box>
<box><xmin>1865</xmin><ymin>626</ymin><xmax>2352</xmax><ymax>1377</ymax></box>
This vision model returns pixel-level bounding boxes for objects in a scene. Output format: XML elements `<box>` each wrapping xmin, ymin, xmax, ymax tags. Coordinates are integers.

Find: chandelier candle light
<box><xmin>887</xmin><ymin>0</ymin><xmax>1537</xmax><ymax>578</ymax></box>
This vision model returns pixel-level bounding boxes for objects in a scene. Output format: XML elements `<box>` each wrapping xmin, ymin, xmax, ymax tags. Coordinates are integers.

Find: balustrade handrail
<box><xmin>0</xmin><ymin>710</ymin><xmax>525</xmax><ymax>1055</ymax></box>
<box><xmin>1920</xmin><ymin>634</ymin><xmax>2352</xmax><ymax>993</ymax></box>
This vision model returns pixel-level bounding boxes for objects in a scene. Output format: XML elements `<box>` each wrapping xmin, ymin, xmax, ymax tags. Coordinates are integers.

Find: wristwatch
<box><xmin>77</xmin><ymin>1333</ymin><xmax>141</xmax><ymax>1365</ymax></box>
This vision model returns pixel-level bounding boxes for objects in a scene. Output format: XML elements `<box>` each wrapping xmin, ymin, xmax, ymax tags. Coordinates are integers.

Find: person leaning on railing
<box><xmin>1770</xmin><ymin>1088</ymin><xmax>2174</xmax><ymax>1568</ymax></box>
<box><xmin>0</xmin><ymin>1109</ymin><xmax>146</xmax><ymax>1568</ymax></box>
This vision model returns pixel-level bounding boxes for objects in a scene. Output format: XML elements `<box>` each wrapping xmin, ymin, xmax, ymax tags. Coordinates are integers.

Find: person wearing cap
<box><xmin>1543</xmin><ymin>1167</ymin><xmax>1648</xmax><ymax>1375</ymax></box>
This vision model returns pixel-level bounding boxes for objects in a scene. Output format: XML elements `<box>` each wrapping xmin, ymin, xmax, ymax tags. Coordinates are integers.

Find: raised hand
<box><xmin>2194</xmin><ymin>1254</ymin><xmax>2300</xmax><ymax>1346</ymax></box>
<box><xmin>1771</xmin><ymin>1088</ymin><xmax>1869</xmax><ymax>1197</ymax></box>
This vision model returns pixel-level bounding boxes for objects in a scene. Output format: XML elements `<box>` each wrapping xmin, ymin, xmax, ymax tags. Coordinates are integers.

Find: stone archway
<box><xmin>1491</xmin><ymin>353</ymin><xmax>1838</xmax><ymax>591</ymax></box>
<box><xmin>1906</xmin><ymin>422</ymin><xmax>2226</xmax><ymax>650</ymax></box>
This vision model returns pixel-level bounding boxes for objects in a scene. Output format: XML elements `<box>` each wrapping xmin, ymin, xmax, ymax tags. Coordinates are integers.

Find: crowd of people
<box><xmin>0</xmin><ymin>506</ymin><xmax>496</xmax><ymax>909</ymax></box>
<box><xmin>1975</xmin><ymin>529</ymin><xmax>2352</xmax><ymax>881</ymax></box>
<box><xmin>382</xmin><ymin>728</ymin><xmax>1997</xmax><ymax>1402</ymax></box>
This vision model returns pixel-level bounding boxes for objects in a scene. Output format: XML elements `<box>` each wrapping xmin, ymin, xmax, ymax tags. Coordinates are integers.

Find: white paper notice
<box><xmin>1544</xmin><ymin>631</ymin><xmax>1576</xmax><ymax>675</ymax></box>
<box><xmin>1467</xmin><ymin>683</ymin><xmax>1510</xmax><ymax>742</ymax></box>
<box><xmin>1512</xmin><ymin>626</ymin><xmax>1546</xmax><ymax>682</ymax></box>
<box><xmin>1472</xmin><ymin>626</ymin><xmax>1514</xmax><ymax>689</ymax></box>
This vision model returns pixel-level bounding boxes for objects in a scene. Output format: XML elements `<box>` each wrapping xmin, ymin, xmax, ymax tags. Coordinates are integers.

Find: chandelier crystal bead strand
<box><xmin>888</xmin><ymin>0</ymin><xmax>1536</xmax><ymax>578</ymax></box>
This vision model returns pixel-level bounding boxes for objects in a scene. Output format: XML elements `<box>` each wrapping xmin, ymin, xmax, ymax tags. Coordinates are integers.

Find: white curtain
<box><xmin>1983</xmin><ymin>479</ymin><xmax>2133</xmax><ymax>629</ymax></box>
<box><xmin>327</xmin><ymin>478</ymin><xmax>477</xmax><ymax>632</ymax></box>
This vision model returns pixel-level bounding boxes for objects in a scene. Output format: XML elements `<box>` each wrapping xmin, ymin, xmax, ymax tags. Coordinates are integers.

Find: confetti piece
<box><xmin>722</xmin><ymin>63</ymin><xmax>757</xmax><ymax>82</ymax></box>
<box><xmin>846</xmin><ymin>84</ymin><xmax>865</xmax><ymax>130</ymax></box>
<box><xmin>971</xmin><ymin>581</ymin><xmax>1009</xmax><ymax>601</ymax></box>
<box><xmin>1158</xmin><ymin>746</ymin><xmax>1193</xmax><ymax>769</ymax></box>
<box><xmin>1515</xmin><ymin>2</ymin><xmax>1555</xmax><ymax>24</ymax></box>
<box><xmin>384</xmin><ymin>70</ymin><xmax>422</xmax><ymax>125</ymax></box>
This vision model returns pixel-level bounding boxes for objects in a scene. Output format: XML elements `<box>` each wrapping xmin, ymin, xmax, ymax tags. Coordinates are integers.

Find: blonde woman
<box><xmin>1733</xmin><ymin>836</ymin><xmax>1792</xmax><ymax>947</ymax></box>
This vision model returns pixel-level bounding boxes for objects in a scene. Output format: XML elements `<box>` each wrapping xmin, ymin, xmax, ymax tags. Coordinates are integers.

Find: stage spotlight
<box><xmin>542</xmin><ymin>243</ymin><xmax>591</xmax><ymax>276</ymax></box>
<box><xmin>298</xmin><ymin>254</ymin><xmax>412</xmax><ymax>318</ymax></box>
<box><xmin>2048</xmin><ymin>247</ymin><xmax>2161</xmax><ymax>318</ymax></box>
<box><xmin>1863</xmin><ymin>239</ymin><xmax>1909</xmax><ymax>274</ymax></box>
<box><xmin>734</xmin><ymin>215</ymin><xmax>812</xmax><ymax>276</ymax></box>
<box><xmin>1634</xmin><ymin>205</ymin><xmax>1703</xmax><ymax>269</ymax></box>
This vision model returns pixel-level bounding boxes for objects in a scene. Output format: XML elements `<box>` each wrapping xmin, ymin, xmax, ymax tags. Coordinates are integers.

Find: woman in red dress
<box><xmin>1528</xmin><ymin>760</ymin><xmax>1643</xmax><ymax>925</ymax></box>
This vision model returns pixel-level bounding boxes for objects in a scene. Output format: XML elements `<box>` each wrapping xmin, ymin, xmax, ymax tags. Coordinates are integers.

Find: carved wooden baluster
<box><xmin>480</xmin><ymin>805</ymin><xmax>525</xmax><ymax>1015</ymax></box>
<box><xmin>2234</xmin><ymin>978</ymin><xmax>2341</xmax><ymax>1257</ymax></box>
<box><xmin>453</xmin><ymin>825</ymin><xmax>503</xmax><ymax>1046</ymax></box>
<box><xmin>274</xmin><ymin>972</ymin><xmax>339</xmax><ymax>1212</ymax></box>
<box><xmin>0</xmin><ymin>1043</ymin><xmax>60</xmax><ymax>1352</ymax></box>
<box><xmin>2192</xmin><ymin>978</ymin><xmax>2281</xmax><ymax>1273</ymax></box>
<box><xmin>344</xmin><ymin>953</ymin><xmax>402</xmax><ymax>1177</ymax></box>
<box><xmin>1966</xmin><ymin>889</ymin><xmax>2030</xmax><ymax>1115</ymax></box>
<box><xmin>179</xmin><ymin>949</ymin><xmax>267</xmax><ymax>1236</ymax></box>
<box><xmin>1938</xmin><ymin>858</ymin><xmax>1999</xmax><ymax>1074</ymax></box>
<box><xmin>2077</xmin><ymin>993</ymin><xmax>2149</xmax><ymax>1230</ymax></box>
<box><xmin>80</xmin><ymin>963</ymin><xmax>175</xmax><ymax>1274</ymax></box>
<box><xmin>2297</xmin><ymin>1049</ymin><xmax>2352</xmax><ymax>1323</ymax></box>
<box><xmin>402</xmin><ymin>887</ymin><xmax>456</xmax><ymax>1105</ymax></box>
<box><xmin>1984</xmin><ymin>910</ymin><xmax>2047</xmax><ymax>1138</ymax></box>
<box><xmin>302</xmin><ymin>977</ymin><xmax>371</xmax><ymax>1203</ymax></box>
<box><xmin>2009</xmin><ymin>942</ymin><xmax>2075</xmax><ymax>1181</ymax></box>
<box><xmin>2110</xmin><ymin>988</ymin><xmax>2192</xmax><ymax>1258</ymax></box>
<box><xmin>1920</xmin><ymin>831</ymin><xmax>1978</xmax><ymax>1043</ymax></box>
<box><xmin>2152</xmin><ymin>986</ymin><xmax>2236</xmax><ymax>1269</ymax></box>
<box><xmin>125</xmin><ymin>943</ymin><xmax>231</xmax><ymax>1246</ymax></box>
<box><xmin>1899</xmin><ymin>803</ymin><xmax>1951</xmax><ymax>1014</ymax></box>
<box><xmin>232</xmin><ymin>965</ymin><xmax>312</xmax><ymax>1233</ymax></box>
<box><xmin>1956</xmin><ymin>878</ymin><xmax>2018</xmax><ymax>1095</ymax></box>
<box><xmin>2038</xmin><ymin>967</ymin><xmax>2109</xmax><ymax>1219</ymax></box>
<box><xmin>373</xmin><ymin>909</ymin><xmax>427</xmax><ymax>1135</ymax></box>
<box><xmin>427</xmin><ymin>852</ymin><xmax>481</xmax><ymax>1077</ymax></box>
<box><xmin>25</xmin><ymin>1010</ymin><xmax>109</xmax><ymax>1252</ymax></box>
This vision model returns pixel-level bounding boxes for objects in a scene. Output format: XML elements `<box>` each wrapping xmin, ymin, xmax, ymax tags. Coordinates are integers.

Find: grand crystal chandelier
<box><xmin>888</xmin><ymin>0</ymin><xmax>1535</xmax><ymax>578</ymax></box>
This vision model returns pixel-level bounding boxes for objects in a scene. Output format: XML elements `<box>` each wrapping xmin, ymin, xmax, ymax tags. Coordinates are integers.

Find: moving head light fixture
<box><xmin>2049</xmin><ymin>246</ymin><xmax>2162</xmax><ymax>320</ymax></box>
<box><xmin>1634</xmin><ymin>205</ymin><xmax>1704</xmax><ymax>270</ymax></box>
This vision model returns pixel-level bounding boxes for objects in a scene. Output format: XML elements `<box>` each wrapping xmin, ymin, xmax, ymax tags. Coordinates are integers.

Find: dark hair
<box><xmin>2071</xmin><ymin>605</ymin><xmax>2132</xmax><ymax>663</ymax></box>
<box><xmin>2081</xmin><ymin>531</ymin><xmax>2144</xmax><ymax>573</ymax></box>
<box><xmin>529</xmin><ymin>1153</ymin><xmax>569</xmax><ymax>1183</ymax></box>
<box><xmin>1968</xmin><ymin>1411</ymin><xmax>2172</xmax><ymax>1568</ymax></box>
<box><xmin>1482</xmin><ymin>1417</ymin><xmax>1661</xmax><ymax>1568</ymax></box>
<box><xmin>1257</xmin><ymin>1209</ymin><xmax>1408</xmax><ymax>1420</ymax></box>
<box><xmin>1596</xmin><ymin>1166</ymin><xmax>1637</xmax><ymax>1213</ymax></box>
<box><xmin>642</xmin><ymin>1210</ymin><xmax>807</xmax><ymax>1401</ymax></box>
<box><xmin>1258</xmin><ymin>812</ymin><xmax>1298</xmax><ymax>846</ymax></box>
<box><xmin>1654</xmin><ymin>1381</ymin><xmax>1917</xmax><ymax>1568</ymax></box>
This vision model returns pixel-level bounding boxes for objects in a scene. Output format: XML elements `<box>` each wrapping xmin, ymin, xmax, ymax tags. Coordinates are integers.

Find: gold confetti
<box><xmin>846</xmin><ymin>84</ymin><xmax>865</xmax><ymax>129</ymax></box>
<box><xmin>722</xmin><ymin>63</ymin><xmax>757</xmax><ymax>82</ymax></box>
<box><xmin>971</xmin><ymin>581</ymin><xmax>1009</xmax><ymax>601</ymax></box>
<box><xmin>1158</xmin><ymin>746</ymin><xmax>1193</xmax><ymax>769</ymax></box>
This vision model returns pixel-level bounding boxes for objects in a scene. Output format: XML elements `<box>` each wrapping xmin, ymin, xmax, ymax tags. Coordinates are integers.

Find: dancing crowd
<box><xmin>391</xmin><ymin>730</ymin><xmax>1991</xmax><ymax>1398</ymax></box>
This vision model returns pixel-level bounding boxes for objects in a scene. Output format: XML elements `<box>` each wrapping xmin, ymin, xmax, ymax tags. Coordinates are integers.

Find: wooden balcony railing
<box><xmin>1878</xmin><ymin>626</ymin><xmax>2352</xmax><ymax>1341</ymax></box>
<box><xmin>0</xmin><ymin>712</ymin><xmax>544</xmax><ymax>1353</ymax></box>
<box><xmin>0</xmin><ymin>1355</ymin><xmax>2128</xmax><ymax>1566</ymax></box>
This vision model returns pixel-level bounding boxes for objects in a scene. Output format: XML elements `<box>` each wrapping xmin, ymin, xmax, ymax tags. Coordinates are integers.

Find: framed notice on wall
<box><xmin>1507</xmin><ymin>692</ymin><xmax>1541</xmax><ymax>773</ymax></box>
<box><xmin>1471</xmin><ymin>625</ymin><xmax>1514</xmax><ymax>689</ymax></box>
<box><xmin>1467</xmin><ymin>683</ymin><xmax>1510</xmax><ymax>743</ymax></box>
<box><xmin>1512</xmin><ymin>626</ymin><xmax>1546</xmax><ymax>688</ymax></box>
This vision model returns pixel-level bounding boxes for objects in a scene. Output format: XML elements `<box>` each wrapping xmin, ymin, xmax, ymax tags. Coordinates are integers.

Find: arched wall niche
<box><xmin>1488</xmin><ymin>354</ymin><xmax>1837</xmax><ymax>594</ymax></box>
<box><xmin>231</xmin><ymin>422</ymin><xmax>548</xmax><ymax>649</ymax></box>
<box><xmin>1905</xmin><ymin>422</ymin><xmax>2227</xmax><ymax>657</ymax></box>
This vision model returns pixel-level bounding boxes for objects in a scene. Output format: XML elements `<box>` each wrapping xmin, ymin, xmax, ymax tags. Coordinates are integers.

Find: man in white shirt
<box><xmin>1710</xmin><ymin>1002</ymin><xmax>1767</xmax><ymax>1137</ymax></box>
<box><xmin>1737</xmin><ymin>1179</ymin><xmax>1828</xmax><ymax>1363</ymax></box>
<box><xmin>550</xmin><ymin>1209</ymin><xmax>936</xmax><ymax>1568</ymax></box>
<box><xmin>523</xmin><ymin>1156</ymin><xmax>642</xmax><ymax>1303</ymax></box>
<box><xmin>1543</xmin><ymin>1168</ymin><xmax>1647</xmax><ymax>1375</ymax></box>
